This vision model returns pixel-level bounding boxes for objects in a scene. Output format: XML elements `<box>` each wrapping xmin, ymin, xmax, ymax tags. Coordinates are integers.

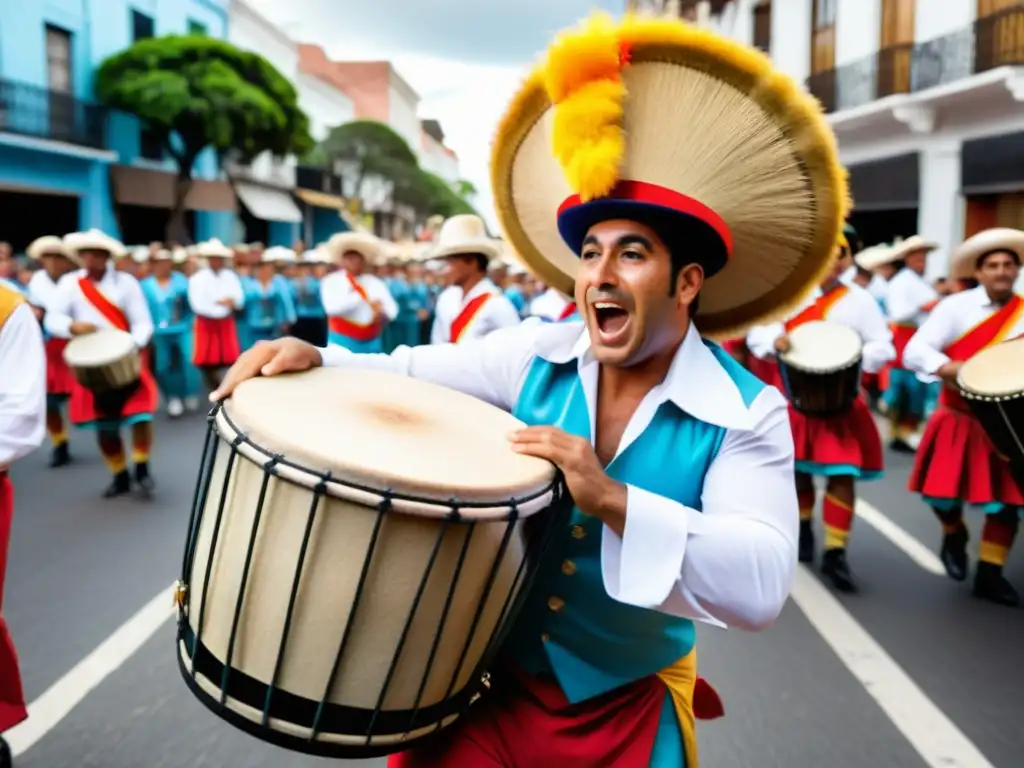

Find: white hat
<box><xmin>63</xmin><ymin>229</ymin><xmax>124</xmax><ymax>259</ymax></box>
<box><xmin>171</xmin><ymin>247</ymin><xmax>189</xmax><ymax>264</ymax></box>
<box><xmin>327</xmin><ymin>231</ymin><xmax>383</xmax><ymax>265</ymax></box>
<box><xmin>303</xmin><ymin>246</ymin><xmax>331</xmax><ymax>264</ymax></box>
<box><xmin>853</xmin><ymin>244</ymin><xmax>899</xmax><ymax>272</ymax></box>
<box><xmin>132</xmin><ymin>246</ymin><xmax>152</xmax><ymax>263</ymax></box>
<box><xmin>890</xmin><ymin>235</ymin><xmax>939</xmax><ymax>261</ymax></box>
<box><xmin>262</xmin><ymin>246</ymin><xmax>297</xmax><ymax>264</ymax></box>
<box><xmin>950</xmin><ymin>228</ymin><xmax>1024</xmax><ymax>281</ymax></box>
<box><xmin>428</xmin><ymin>215</ymin><xmax>500</xmax><ymax>262</ymax></box>
<box><xmin>26</xmin><ymin>236</ymin><xmax>80</xmax><ymax>266</ymax></box>
<box><xmin>195</xmin><ymin>238</ymin><xmax>233</xmax><ymax>259</ymax></box>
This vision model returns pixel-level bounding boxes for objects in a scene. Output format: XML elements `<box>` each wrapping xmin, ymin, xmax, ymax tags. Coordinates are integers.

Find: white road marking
<box><xmin>855</xmin><ymin>499</ymin><xmax>947</xmax><ymax>576</ymax></box>
<box><xmin>790</xmin><ymin>566</ymin><xmax>996</xmax><ymax>768</ymax></box>
<box><xmin>6</xmin><ymin>585</ymin><xmax>175</xmax><ymax>757</ymax></box>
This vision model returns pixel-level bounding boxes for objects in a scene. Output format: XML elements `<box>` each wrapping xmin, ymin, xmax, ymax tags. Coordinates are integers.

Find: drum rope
<box><xmin>180</xmin><ymin>415</ymin><xmax>218</xmax><ymax>589</ymax></box>
<box><xmin>996</xmin><ymin>403</ymin><xmax>1024</xmax><ymax>457</ymax></box>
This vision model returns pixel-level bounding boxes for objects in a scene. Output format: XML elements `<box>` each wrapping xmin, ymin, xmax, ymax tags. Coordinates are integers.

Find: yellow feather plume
<box><xmin>540</xmin><ymin>12</ymin><xmax>626</xmax><ymax>201</ymax></box>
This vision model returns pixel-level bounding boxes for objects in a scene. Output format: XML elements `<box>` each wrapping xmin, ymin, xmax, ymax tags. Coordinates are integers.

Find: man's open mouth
<box><xmin>592</xmin><ymin>301</ymin><xmax>631</xmax><ymax>343</ymax></box>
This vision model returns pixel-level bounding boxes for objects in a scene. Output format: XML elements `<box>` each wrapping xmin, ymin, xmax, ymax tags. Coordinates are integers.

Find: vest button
<box><xmin>561</xmin><ymin>559</ymin><xmax>577</xmax><ymax>576</ymax></box>
<box><xmin>570</xmin><ymin>525</ymin><xmax>586</xmax><ymax>539</ymax></box>
<box><xmin>547</xmin><ymin>596</ymin><xmax>565</xmax><ymax>612</ymax></box>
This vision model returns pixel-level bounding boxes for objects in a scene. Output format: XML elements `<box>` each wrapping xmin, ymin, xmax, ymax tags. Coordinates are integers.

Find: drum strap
<box><xmin>784</xmin><ymin>285</ymin><xmax>848</xmax><ymax>332</ymax></box>
<box><xmin>78</xmin><ymin>278</ymin><xmax>130</xmax><ymax>332</ymax></box>
<box><xmin>450</xmin><ymin>293</ymin><xmax>491</xmax><ymax>343</ymax></box>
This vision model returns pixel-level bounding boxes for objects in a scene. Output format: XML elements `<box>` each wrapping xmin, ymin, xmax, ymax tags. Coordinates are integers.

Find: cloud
<box><xmin>246</xmin><ymin>0</ymin><xmax>623</xmax><ymax>231</ymax></box>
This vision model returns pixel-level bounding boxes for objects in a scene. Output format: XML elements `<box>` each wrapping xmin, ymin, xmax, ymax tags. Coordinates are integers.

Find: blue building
<box><xmin>0</xmin><ymin>0</ymin><xmax>235</xmax><ymax>249</ymax></box>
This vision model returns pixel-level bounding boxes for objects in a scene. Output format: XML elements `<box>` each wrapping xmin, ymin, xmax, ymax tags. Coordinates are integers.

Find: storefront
<box><xmin>847</xmin><ymin>152</ymin><xmax>920</xmax><ymax>247</ymax></box>
<box><xmin>962</xmin><ymin>129</ymin><xmax>1024</xmax><ymax>237</ymax></box>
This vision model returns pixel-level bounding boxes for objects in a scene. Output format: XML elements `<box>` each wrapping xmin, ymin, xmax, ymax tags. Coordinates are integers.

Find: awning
<box><xmin>110</xmin><ymin>165</ymin><xmax>236</xmax><ymax>211</ymax></box>
<box><xmin>234</xmin><ymin>181</ymin><xmax>303</xmax><ymax>223</ymax></box>
<box><xmin>295</xmin><ymin>187</ymin><xmax>346</xmax><ymax>210</ymax></box>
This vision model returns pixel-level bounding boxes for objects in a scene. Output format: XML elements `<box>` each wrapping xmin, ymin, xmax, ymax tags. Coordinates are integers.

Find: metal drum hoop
<box><xmin>175</xmin><ymin>401</ymin><xmax>570</xmax><ymax>759</ymax></box>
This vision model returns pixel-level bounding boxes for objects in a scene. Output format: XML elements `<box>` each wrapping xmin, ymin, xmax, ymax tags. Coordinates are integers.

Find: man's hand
<box><xmin>773</xmin><ymin>334</ymin><xmax>791</xmax><ymax>354</ymax></box>
<box><xmin>210</xmin><ymin>337</ymin><xmax>322</xmax><ymax>401</ymax></box>
<box><xmin>937</xmin><ymin>360</ymin><xmax>963</xmax><ymax>387</ymax></box>
<box><xmin>69</xmin><ymin>321</ymin><xmax>97</xmax><ymax>336</ymax></box>
<box><xmin>216</xmin><ymin>298</ymin><xmax>236</xmax><ymax>309</ymax></box>
<box><xmin>509</xmin><ymin>426</ymin><xmax>627</xmax><ymax>533</ymax></box>
<box><xmin>417</xmin><ymin>309</ymin><xmax>430</xmax><ymax>321</ymax></box>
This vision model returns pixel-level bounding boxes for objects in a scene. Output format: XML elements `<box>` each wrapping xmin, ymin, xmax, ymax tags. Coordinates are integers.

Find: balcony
<box><xmin>0</xmin><ymin>78</ymin><xmax>108</xmax><ymax>150</ymax></box>
<box><xmin>808</xmin><ymin>43</ymin><xmax>914</xmax><ymax>114</ymax></box>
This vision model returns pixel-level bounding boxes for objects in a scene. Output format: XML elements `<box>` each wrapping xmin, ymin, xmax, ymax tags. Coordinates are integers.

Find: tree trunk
<box><xmin>166</xmin><ymin>151</ymin><xmax>199</xmax><ymax>245</ymax></box>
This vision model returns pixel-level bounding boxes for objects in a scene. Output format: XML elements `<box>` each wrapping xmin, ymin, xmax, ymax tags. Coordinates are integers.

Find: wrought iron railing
<box><xmin>0</xmin><ymin>78</ymin><xmax>108</xmax><ymax>149</ymax></box>
<box><xmin>807</xmin><ymin>43</ymin><xmax>913</xmax><ymax>113</ymax></box>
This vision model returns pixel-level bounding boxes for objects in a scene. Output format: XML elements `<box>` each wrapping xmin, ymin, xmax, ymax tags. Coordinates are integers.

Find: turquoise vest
<box><xmin>507</xmin><ymin>342</ymin><xmax>765</xmax><ymax>705</ymax></box>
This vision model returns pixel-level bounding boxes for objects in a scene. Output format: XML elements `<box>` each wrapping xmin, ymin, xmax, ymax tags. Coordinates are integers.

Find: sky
<box><xmin>247</xmin><ymin>0</ymin><xmax>623</xmax><ymax>231</ymax></box>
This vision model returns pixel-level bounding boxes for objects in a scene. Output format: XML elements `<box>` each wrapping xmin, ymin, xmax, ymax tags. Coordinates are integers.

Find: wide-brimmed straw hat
<box><xmin>890</xmin><ymin>235</ymin><xmax>939</xmax><ymax>261</ymax></box>
<box><xmin>950</xmin><ymin>228</ymin><xmax>1024</xmax><ymax>281</ymax></box>
<box><xmin>63</xmin><ymin>230</ymin><xmax>125</xmax><ymax>260</ymax></box>
<box><xmin>491</xmin><ymin>13</ymin><xmax>848</xmax><ymax>336</ymax></box>
<box><xmin>853</xmin><ymin>244</ymin><xmax>899</xmax><ymax>272</ymax></box>
<box><xmin>262</xmin><ymin>246</ymin><xmax>297</xmax><ymax>264</ymax></box>
<box><xmin>195</xmin><ymin>239</ymin><xmax>233</xmax><ymax>259</ymax></box>
<box><xmin>327</xmin><ymin>231</ymin><xmax>383</xmax><ymax>265</ymax></box>
<box><xmin>26</xmin><ymin>235</ymin><xmax>80</xmax><ymax>266</ymax></box>
<box><xmin>428</xmin><ymin>215</ymin><xmax>501</xmax><ymax>262</ymax></box>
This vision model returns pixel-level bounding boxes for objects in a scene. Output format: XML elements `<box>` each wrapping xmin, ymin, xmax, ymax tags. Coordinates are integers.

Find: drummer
<box><xmin>320</xmin><ymin>232</ymin><xmax>397</xmax><ymax>353</ymax></box>
<box><xmin>213</xmin><ymin>13</ymin><xmax>845</xmax><ymax>764</ymax></box>
<box><xmin>0</xmin><ymin>279</ymin><xmax>46</xmax><ymax>768</ymax></box>
<box><xmin>903</xmin><ymin>228</ymin><xmax>1024</xmax><ymax>606</ymax></box>
<box><xmin>747</xmin><ymin>238</ymin><xmax>895</xmax><ymax>592</ymax></box>
<box><xmin>187</xmin><ymin>239</ymin><xmax>245</xmax><ymax>392</ymax></box>
<box><xmin>428</xmin><ymin>215</ymin><xmax>520</xmax><ymax>343</ymax></box>
<box><xmin>44</xmin><ymin>230</ymin><xmax>159</xmax><ymax>498</ymax></box>
<box><xmin>25</xmin><ymin>236</ymin><xmax>81</xmax><ymax>467</ymax></box>
<box><xmin>528</xmin><ymin>283</ymin><xmax>579</xmax><ymax>323</ymax></box>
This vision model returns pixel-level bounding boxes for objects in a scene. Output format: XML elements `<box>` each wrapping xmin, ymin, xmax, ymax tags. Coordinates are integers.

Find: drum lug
<box><xmin>173</xmin><ymin>580</ymin><xmax>188</xmax><ymax>617</ymax></box>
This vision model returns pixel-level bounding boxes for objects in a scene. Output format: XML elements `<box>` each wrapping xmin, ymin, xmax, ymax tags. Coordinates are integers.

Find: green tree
<box><xmin>95</xmin><ymin>35</ymin><xmax>313</xmax><ymax>242</ymax></box>
<box><xmin>454</xmin><ymin>179</ymin><xmax>477</xmax><ymax>200</ymax></box>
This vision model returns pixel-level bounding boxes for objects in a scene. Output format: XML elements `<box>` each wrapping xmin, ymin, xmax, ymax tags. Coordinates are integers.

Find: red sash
<box><xmin>558</xmin><ymin>302</ymin><xmax>578</xmax><ymax>321</ymax></box>
<box><xmin>78</xmin><ymin>277</ymin><xmax>130</xmax><ymax>332</ymax></box>
<box><xmin>892</xmin><ymin>296</ymin><xmax>940</xmax><ymax>366</ymax></box>
<box><xmin>450</xmin><ymin>293</ymin><xmax>491</xmax><ymax>343</ymax></box>
<box><xmin>328</xmin><ymin>273</ymin><xmax>381</xmax><ymax>342</ymax></box>
<box><xmin>784</xmin><ymin>284</ymin><xmax>848</xmax><ymax>332</ymax></box>
<box><xmin>941</xmin><ymin>295</ymin><xmax>1024</xmax><ymax>411</ymax></box>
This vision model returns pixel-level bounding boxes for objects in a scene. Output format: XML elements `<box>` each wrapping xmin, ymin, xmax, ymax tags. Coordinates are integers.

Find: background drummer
<box><xmin>25</xmin><ymin>235</ymin><xmax>81</xmax><ymax>468</ymax></box>
<box><xmin>320</xmin><ymin>232</ymin><xmax>397</xmax><ymax>353</ymax></box>
<box><xmin>747</xmin><ymin>239</ymin><xmax>895</xmax><ymax>592</ymax></box>
<box><xmin>903</xmin><ymin>228</ymin><xmax>1024</xmax><ymax>607</ymax></box>
<box><xmin>187</xmin><ymin>239</ymin><xmax>245</xmax><ymax>392</ymax></box>
<box><xmin>43</xmin><ymin>230</ymin><xmax>159</xmax><ymax>499</ymax></box>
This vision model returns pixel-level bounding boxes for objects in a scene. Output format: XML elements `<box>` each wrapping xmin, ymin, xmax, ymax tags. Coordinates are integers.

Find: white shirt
<box><xmin>320</xmin><ymin>271</ymin><xmax>398</xmax><ymax>325</ymax></box>
<box><xmin>188</xmin><ymin>267</ymin><xmax>246</xmax><ymax>319</ymax></box>
<box><xmin>529</xmin><ymin>288</ymin><xmax>574</xmax><ymax>322</ymax></box>
<box><xmin>0</xmin><ymin>297</ymin><xmax>46</xmax><ymax>468</ymax></box>
<box><xmin>840</xmin><ymin>266</ymin><xmax>889</xmax><ymax>307</ymax></box>
<box><xmin>904</xmin><ymin>286</ymin><xmax>1024</xmax><ymax>376</ymax></box>
<box><xmin>27</xmin><ymin>270</ymin><xmax>60</xmax><ymax>311</ymax></box>
<box><xmin>886</xmin><ymin>268</ymin><xmax>938</xmax><ymax>326</ymax></box>
<box><xmin>319</xmin><ymin>321</ymin><xmax>797</xmax><ymax>632</ymax></box>
<box><xmin>431</xmin><ymin>278</ymin><xmax>521</xmax><ymax>344</ymax></box>
<box><xmin>45</xmin><ymin>266</ymin><xmax>154</xmax><ymax>349</ymax></box>
<box><xmin>746</xmin><ymin>283</ymin><xmax>896</xmax><ymax>374</ymax></box>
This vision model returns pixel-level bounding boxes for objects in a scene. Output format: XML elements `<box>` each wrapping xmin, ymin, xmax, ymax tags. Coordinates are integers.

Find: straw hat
<box><xmin>171</xmin><ymin>247</ymin><xmax>189</xmax><ymax>264</ymax></box>
<box><xmin>327</xmin><ymin>231</ymin><xmax>383</xmax><ymax>265</ymax></box>
<box><xmin>950</xmin><ymin>228</ymin><xmax>1024</xmax><ymax>282</ymax></box>
<box><xmin>428</xmin><ymin>215</ymin><xmax>501</xmax><ymax>262</ymax></box>
<box><xmin>890</xmin><ymin>235</ymin><xmax>938</xmax><ymax>261</ymax></box>
<box><xmin>853</xmin><ymin>244</ymin><xmax>898</xmax><ymax>272</ymax></box>
<box><xmin>195</xmin><ymin>239</ymin><xmax>233</xmax><ymax>259</ymax></box>
<box><xmin>490</xmin><ymin>13</ymin><xmax>848</xmax><ymax>336</ymax></box>
<box><xmin>301</xmin><ymin>246</ymin><xmax>330</xmax><ymax>265</ymax></box>
<box><xmin>26</xmin><ymin>235</ymin><xmax>80</xmax><ymax>266</ymax></box>
<box><xmin>262</xmin><ymin>246</ymin><xmax>297</xmax><ymax>264</ymax></box>
<box><xmin>63</xmin><ymin>230</ymin><xmax>124</xmax><ymax>259</ymax></box>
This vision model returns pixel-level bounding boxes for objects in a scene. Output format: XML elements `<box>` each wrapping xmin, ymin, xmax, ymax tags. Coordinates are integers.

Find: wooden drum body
<box><xmin>779</xmin><ymin>320</ymin><xmax>864</xmax><ymax>416</ymax></box>
<box><xmin>958</xmin><ymin>337</ymin><xmax>1024</xmax><ymax>492</ymax></box>
<box><xmin>176</xmin><ymin>368</ymin><xmax>564</xmax><ymax>758</ymax></box>
<box><xmin>62</xmin><ymin>329</ymin><xmax>141</xmax><ymax>393</ymax></box>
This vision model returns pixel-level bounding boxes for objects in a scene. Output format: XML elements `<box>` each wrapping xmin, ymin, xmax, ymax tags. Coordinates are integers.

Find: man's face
<box><xmin>576</xmin><ymin>218</ymin><xmax>698</xmax><ymax>366</ymax></box>
<box><xmin>342</xmin><ymin>251</ymin><xmax>365</xmax><ymax>275</ymax></box>
<box><xmin>0</xmin><ymin>251</ymin><xmax>14</xmax><ymax>278</ymax></box>
<box><xmin>877</xmin><ymin>263</ymin><xmax>897</xmax><ymax>281</ymax></box>
<box><xmin>905</xmin><ymin>250</ymin><xmax>927</xmax><ymax>274</ymax></box>
<box><xmin>256</xmin><ymin>262</ymin><xmax>275</xmax><ymax>281</ymax></box>
<box><xmin>443</xmin><ymin>254</ymin><xmax>475</xmax><ymax>286</ymax></box>
<box><xmin>976</xmin><ymin>250</ymin><xmax>1020</xmax><ymax>296</ymax></box>
<box><xmin>152</xmin><ymin>259</ymin><xmax>173</xmax><ymax>279</ymax></box>
<box><xmin>81</xmin><ymin>249</ymin><xmax>110</xmax><ymax>274</ymax></box>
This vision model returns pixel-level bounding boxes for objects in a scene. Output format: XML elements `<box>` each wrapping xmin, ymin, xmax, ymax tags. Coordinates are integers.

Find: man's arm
<box><xmin>122</xmin><ymin>275</ymin><xmax>155</xmax><ymax>348</ymax></box>
<box><xmin>320</xmin><ymin>274</ymin><xmax>362</xmax><ymax>317</ymax></box>
<box><xmin>599</xmin><ymin>386</ymin><xmax>798</xmax><ymax>631</ymax></box>
<box><xmin>43</xmin><ymin>276</ymin><xmax>74</xmax><ymax>338</ymax></box>
<box><xmin>745</xmin><ymin>321</ymin><xmax>784</xmax><ymax>360</ymax></box>
<box><xmin>903</xmin><ymin>297</ymin><xmax>958</xmax><ymax>378</ymax></box>
<box><xmin>858</xmin><ymin>292</ymin><xmax>897</xmax><ymax>374</ymax></box>
<box><xmin>0</xmin><ymin>304</ymin><xmax>47</xmax><ymax>466</ymax></box>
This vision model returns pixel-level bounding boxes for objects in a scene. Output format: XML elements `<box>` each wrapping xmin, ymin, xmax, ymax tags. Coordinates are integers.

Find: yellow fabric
<box><xmin>979</xmin><ymin>541</ymin><xmax>1009</xmax><ymax>566</ymax></box>
<box><xmin>655</xmin><ymin>647</ymin><xmax>699</xmax><ymax>768</ymax></box>
<box><xmin>0</xmin><ymin>282</ymin><xmax>26</xmax><ymax>329</ymax></box>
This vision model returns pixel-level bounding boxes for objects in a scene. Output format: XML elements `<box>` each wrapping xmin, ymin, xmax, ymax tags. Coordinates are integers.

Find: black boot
<box><xmin>939</xmin><ymin>526</ymin><xmax>969</xmax><ymax>582</ymax></box>
<box><xmin>1</xmin><ymin>733</ymin><xmax>13</xmax><ymax>768</ymax></box>
<box><xmin>972</xmin><ymin>562</ymin><xmax>1020</xmax><ymax>607</ymax></box>
<box><xmin>103</xmin><ymin>470</ymin><xmax>132</xmax><ymax>498</ymax></box>
<box><xmin>888</xmin><ymin>438</ymin><xmax>915</xmax><ymax>454</ymax></box>
<box><xmin>821</xmin><ymin>548</ymin><xmax>858</xmax><ymax>593</ymax></box>
<box><xmin>49</xmin><ymin>442</ymin><xmax>71</xmax><ymax>468</ymax></box>
<box><xmin>798</xmin><ymin>520</ymin><xmax>815</xmax><ymax>564</ymax></box>
<box><xmin>134</xmin><ymin>462</ymin><xmax>155</xmax><ymax>499</ymax></box>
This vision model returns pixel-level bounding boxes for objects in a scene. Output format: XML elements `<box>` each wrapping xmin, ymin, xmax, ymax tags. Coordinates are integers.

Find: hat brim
<box><xmin>431</xmin><ymin>240</ymin><xmax>501</xmax><ymax>262</ymax></box>
<box><xmin>951</xmin><ymin>229</ymin><xmax>1024</xmax><ymax>280</ymax></box>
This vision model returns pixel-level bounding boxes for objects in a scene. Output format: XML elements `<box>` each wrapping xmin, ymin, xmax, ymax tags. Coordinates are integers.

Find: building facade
<box><xmin>418</xmin><ymin>119</ymin><xmax>461</xmax><ymax>184</ymax></box>
<box><xmin>0</xmin><ymin>0</ymin><xmax>236</xmax><ymax>249</ymax></box>
<box><xmin>684</xmin><ymin>0</ymin><xmax>1024</xmax><ymax>280</ymax></box>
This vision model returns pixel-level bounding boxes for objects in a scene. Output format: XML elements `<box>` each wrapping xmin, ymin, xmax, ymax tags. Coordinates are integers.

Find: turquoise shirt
<box><xmin>292</xmin><ymin>275</ymin><xmax>325</xmax><ymax>318</ymax></box>
<box><xmin>141</xmin><ymin>273</ymin><xmax>191</xmax><ymax>336</ymax></box>
<box><xmin>242</xmin><ymin>275</ymin><xmax>297</xmax><ymax>333</ymax></box>
<box><xmin>505</xmin><ymin>285</ymin><xmax>527</xmax><ymax>314</ymax></box>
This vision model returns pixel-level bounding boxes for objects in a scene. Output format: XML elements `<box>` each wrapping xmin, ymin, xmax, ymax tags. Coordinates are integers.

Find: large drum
<box><xmin>176</xmin><ymin>368</ymin><xmax>565</xmax><ymax>758</ymax></box>
<box><xmin>62</xmin><ymin>328</ymin><xmax>141</xmax><ymax>392</ymax></box>
<box><xmin>778</xmin><ymin>320</ymin><xmax>864</xmax><ymax>416</ymax></box>
<box><xmin>958</xmin><ymin>336</ymin><xmax>1024</xmax><ymax>492</ymax></box>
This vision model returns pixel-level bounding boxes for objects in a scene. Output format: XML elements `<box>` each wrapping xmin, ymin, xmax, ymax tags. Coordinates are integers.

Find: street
<box><xmin>4</xmin><ymin>408</ymin><xmax>1023</xmax><ymax>768</ymax></box>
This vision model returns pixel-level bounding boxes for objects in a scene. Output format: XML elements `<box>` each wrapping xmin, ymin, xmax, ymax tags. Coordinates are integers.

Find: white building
<box><xmin>669</xmin><ymin>0</ymin><xmax>1024</xmax><ymax>280</ymax></box>
<box><xmin>418</xmin><ymin>119</ymin><xmax>461</xmax><ymax>184</ymax></box>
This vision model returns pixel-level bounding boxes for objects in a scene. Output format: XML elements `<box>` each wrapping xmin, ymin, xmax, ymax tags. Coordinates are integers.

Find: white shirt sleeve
<box><xmin>903</xmin><ymin>297</ymin><xmax>957</xmax><ymax>376</ymax></box>
<box><xmin>226</xmin><ymin>272</ymin><xmax>245</xmax><ymax>309</ymax></box>
<box><xmin>886</xmin><ymin>273</ymin><xmax>936</xmax><ymax>324</ymax></box>
<box><xmin>0</xmin><ymin>303</ymin><xmax>47</xmax><ymax>467</ymax></box>
<box><xmin>188</xmin><ymin>272</ymin><xmax>217</xmax><ymax>317</ymax></box>
<box><xmin>43</xmin><ymin>275</ymin><xmax>75</xmax><ymax>338</ymax></box>
<box><xmin>745</xmin><ymin>321</ymin><xmax>784</xmax><ymax>360</ymax></box>
<box><xmin>121</xmin><ymin>275</ymin><xmax>155</xmax><ymax>348</ymax></box>
<box><xmin>489</xmin><ymin>294</ymin><xmax>524</xmax><ymax>332</ymax></box>
<box><xmin>374</xmin><ymin>277</ymin><xmax>399</xmax><ymax>322</ymax></box>
<box><xmin>600</xmin><ymin>387</ymin><xmax>797</xmax><ymax>631</ymax></box>
<box><xmin>320</xmin><ymin>273</ymin><xmax>363</xmax><ymax>317</ymax></box>
<box><xmin>857</xmin><ymin>294</ymin><xmax>896</xmax><ymax>374</ymax></box>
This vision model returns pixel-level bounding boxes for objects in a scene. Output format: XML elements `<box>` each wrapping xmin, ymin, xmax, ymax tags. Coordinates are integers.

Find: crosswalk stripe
<box><xmin>855</xmin><ymin>499</ymin><xmax>947</xmax><ymax>576</ymax></box>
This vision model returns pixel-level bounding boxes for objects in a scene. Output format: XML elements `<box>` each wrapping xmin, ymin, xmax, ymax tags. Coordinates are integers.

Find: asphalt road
<box><xmin>4</xmin><ymin>408</ymin><xmax>1023</xmax><ymax>768</ymax></box>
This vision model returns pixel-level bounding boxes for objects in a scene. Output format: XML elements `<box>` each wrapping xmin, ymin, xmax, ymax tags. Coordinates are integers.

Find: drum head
<box><xmin>958</xmin><ymin>337</ymin><xmax>1024</xmax><ymax>398</ymax></box>
<box><xmin>63</xmin><ymin>328</ymin><xmax>136</xmax><ymax>367</ymax></box>
<box><xmin>781</xmin><ymin>320</ymin><xmax>863</xmax><ymax>373</ymax></box>
<box><xmin>224</xmin><ymin>368</ymin><xmax>557</xmax><ymax>518</ymax></box>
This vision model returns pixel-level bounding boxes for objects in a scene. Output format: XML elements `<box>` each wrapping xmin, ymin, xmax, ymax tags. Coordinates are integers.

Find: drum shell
<box><xmin>961</xmin><ymin>392</ymin><xmax>1024</xmax><ymax>486</ymax></box>
<box><xmin>779</xmin><ymin>358</ymin><xmax>863</xmax><ymax>416</ymax></box>
<box><xmin>180</xmin><ymin>425</ymin><xmax>533</xmax><ymax>750</ymax></box>
<box><xmin>65</xmin><ymin>345</ymin><xmax>141</xmax><ymax>393</ymax></box>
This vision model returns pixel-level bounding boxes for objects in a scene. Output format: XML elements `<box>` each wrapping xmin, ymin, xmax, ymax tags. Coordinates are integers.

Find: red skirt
<box><xmin>387</xmin><ymin>669</ymin><xmax>668</xmax><ymax>767</ymax></box>
<box><xmin>748</xmin><ymin>357</ymin><xmax>782</xmax><ymax>388</ymax></box>
<box><xmin>193</xmin><ymin>316</ymin><xmax>240</xmax><ymax>368</ymax></box>
<box><xmin>790</xmin><ymin>397</ymin><xmax>884</xmax><ymax>477</ymax></box>
<box><xmin>45</xmin><ymin>337</ymin><xmax>75</xmax><ymax>396</ymax></box>
<box><xmin>68</xmin><ymin>350</ymin><xmax>158</xmax><ymax>427</ymax></box>
<box><xmin>0</xmin><ymin>474</ymin><xmax>28</xmax><ymax>733</ymax></box>
<box><xmin>908</xmin><ymin>406</ymin><xmax>1024</xmax><ymax>506</ymax></box>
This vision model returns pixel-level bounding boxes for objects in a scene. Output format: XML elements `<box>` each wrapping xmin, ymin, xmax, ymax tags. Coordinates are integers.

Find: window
<box><xmin>187</xmin><ymin>19</ymin><xmax>207</xmax><ymax>36</ymax></box>
<box><xmin>880</xmin><ymin>0</ymin><xmax>915</xmax><ymax>46</ymax></box>
<box><xmin>811</xmin><ymin>0</ymin><xmax>836</xmax><ymax>74</ymax></box>
<box><xmin>978</xmin><ymin>0</ymin><xmax>1020</xmax><ymax>17</ymax></box>
<box><xmin>131</xmin><ymin>11</ymin><xmax>161</xmax><ymax>159</ymax></box>
<box><xmin>45</xmin><ymin>25</ymin><xmax>72</xmax><ymax>93</ymax></box>
<box><xmin>753</xmin><ymin>1</ymin><xmax>772</xmax><ymax>54</ymax></box>
<box><xmin>132</xmin><ymin>9</ymin><xmax>155</xmax><ymax>41</ymax></box>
